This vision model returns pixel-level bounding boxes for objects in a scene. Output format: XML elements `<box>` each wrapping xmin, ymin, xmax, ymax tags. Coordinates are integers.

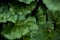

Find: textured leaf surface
<box><xmin>0</xmin><ymin>0</ymin><xmax>60</xmax><ymax>40</ymax></box>
<box><xmin>36</xmin><ymin>6</ymin><xmax>46</xmax><ymax>24</ymax></box>
<box><xmin>30</xmin><ymin>24</ymin><xmax>57</xmax><ymax>40</ymax></box>
<box><xmin>1</xmin><ymin>17</ymin><xmax>38</xmax><ymax>40</ymax></box>
<box><xmin>42</xmin><ymin>0</ymin><xmax>60</xmax><ymax>11</ymax></box>
<box><xmin>30</xmin><ymin>6</ymin><xmax>56</xmax><ymax>40</ymax></box>
<box><xmin>0</xmin><ymin>2</ymin><xmax>36</xmax><ymax>23</ymax></box>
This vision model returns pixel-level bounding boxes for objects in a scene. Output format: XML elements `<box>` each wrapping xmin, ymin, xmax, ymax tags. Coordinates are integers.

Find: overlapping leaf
<box><xmin>0</xmin><ymin>0</ymin><xmax>60</xmax><ymax>40</ymax></box>
<box><xmin>1</xmin><ymin>17</ymin><xmax>38</xmax><ymax>40</ymax></box>
<box><xmin>0</xmin><ymin>2</ymin><xmax>36</xmax><ymax>23</ymax></box>
<box><xmin>30</xmin><ymin>6</ymin><xmax>56</xmax><ymax>40</ymax></box>
<box><xmin>30</xmin><ymin>23</ymin><xmax>57</xmax><ymax>40</ymax></box>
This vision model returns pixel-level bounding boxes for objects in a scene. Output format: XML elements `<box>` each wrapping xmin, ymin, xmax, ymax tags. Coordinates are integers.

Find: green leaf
<box><xmin>45</xmin><ymin>21</ymin><xmax>54</xmax><ymax>30</ymax></box>
<box><xmin>1</xmin><ymin>17</ymin><xmax>38</xmax><ymax>40</ymax></box>
<box><xmin>43</xmin><ymin>0</ymin><xmax>60</xmax><ymax>11</ymax></box>
<box><xmin>0</xmin><ymin>2</ymin><xmax>36</xmax><ymax>23</ymax></box>
<box><xmin>30</xmin><ymin>23</ymin><xmax>57</xmax><ymax>40</ymax></box>
<box><xmin>36</xmin><ymin>6</ymin><xmax>46</xmax><ymax>24</ymax></box>
<box><xmin>18</xmin><ymin>0</ymin><xmax>35</xmax><ymax>4</ymax></box>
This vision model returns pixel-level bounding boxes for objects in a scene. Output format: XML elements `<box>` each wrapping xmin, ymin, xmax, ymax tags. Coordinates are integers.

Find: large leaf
<box><xmin>30</xmin><ymin>23</ymin><xmax>57</xmax><ymax>40</ymax></box>
<box><xmin>42</xmin><ymin>0</ymin><xmax>60</xmax><ymax>11</ymax></box>
<box><xmin>1</xmin><ymin>17</ymin><xmax>38</xmax><ymax>40</ymax></box>
<box><xmin>0</xmin><ymin>2</ymin><xmax>36</xmax><ymax>23</ymax></box>
<box><xmin>30</xmin><ymin>6</ymin><xmax>55</xmax><ymax>40</ymax></box>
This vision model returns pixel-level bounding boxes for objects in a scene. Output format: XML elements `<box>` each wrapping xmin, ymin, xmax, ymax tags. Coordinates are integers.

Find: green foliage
<box><xmin>0</xmin><ymin>1</ymin><xmax>36</xmax><ymax>23</ymax></box>
<box><xmin>0</xmin><ymin>0</ymin><xmax>60</xmax><ymax>40</ymax></box>
<box><xmin>42</xmin><ymin>0</ymin><xmax>60</xmax><ymax>11</ymax></box>
<box><xmin>1</xmin><ymin>17</ymin><xmax>38</xmax><ymax>39</ymax></box>
<box><xmin>18</xmin><ymin>0</ymin><xmax>35</xmax><ymax>4</ymax></box>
